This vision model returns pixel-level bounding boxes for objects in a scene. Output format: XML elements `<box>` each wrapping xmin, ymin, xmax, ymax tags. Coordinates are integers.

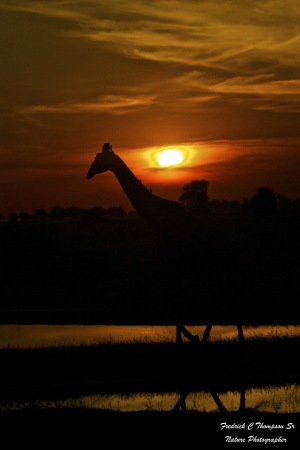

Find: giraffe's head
<box><xmin>86</xmin><ymin>142</ymin><xmax>121</xmax><ymax>179</ymax></box>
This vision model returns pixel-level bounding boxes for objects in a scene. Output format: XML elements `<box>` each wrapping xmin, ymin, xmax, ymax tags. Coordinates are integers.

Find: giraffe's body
<box><xmin>87</xmin><ymin>143</ymin><xmax>245</xmax><ymax>343</ymax></box>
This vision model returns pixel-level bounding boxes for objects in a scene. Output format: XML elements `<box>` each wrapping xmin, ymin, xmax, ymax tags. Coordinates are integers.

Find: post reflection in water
<box><xmin>1</xmin><ymin>324</ymin><xmax>300</xmax><ymax>348</ymax></box>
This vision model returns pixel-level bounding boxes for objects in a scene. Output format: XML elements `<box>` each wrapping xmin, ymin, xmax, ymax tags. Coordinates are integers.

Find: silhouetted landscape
<box><xmin>1</xmin><ymin>185</ymin><xmax>300</xmax><ymax>448</ymax></box>
<box><xmin>1</xmin><ymin>188</ymin><xmax>300</xmax><ymax>325</ymax></box>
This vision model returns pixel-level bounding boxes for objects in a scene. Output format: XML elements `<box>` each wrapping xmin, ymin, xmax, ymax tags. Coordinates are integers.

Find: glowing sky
<box><xmin>1</xmin><ymin>0</ymin><xmax>300</xmax><ymax>215</ymax></box>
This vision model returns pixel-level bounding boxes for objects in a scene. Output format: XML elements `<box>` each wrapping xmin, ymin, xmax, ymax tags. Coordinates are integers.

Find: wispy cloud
<box><xmin>19</xmin><ymin>93</ymin><xmax>158</xmax><ymax>116</ymax></box>
<box><xmin>211</xmin><ymin>77</ymin><xmax>300</xmax><ymax>112</ymax></box>
<box><xmin>3</xmin><ymin>0</ymin><xmax>299</xmax><ymax>114</ymax></box>
<box><xmin>2</xmin><ymin>1</ymin><xmax>300</xmax><ymax>69</ymax></box>
<box><xmin>1</xmin><ymin>0</ymin><xmax>300</xmax><ymax>114</ymax></box>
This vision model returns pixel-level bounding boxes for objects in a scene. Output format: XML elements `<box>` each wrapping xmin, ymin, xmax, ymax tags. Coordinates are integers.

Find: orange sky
<box><xmin>1</xmin><ymin>1</ymin><xmax>300</xmax><ymax>216</ymax></box>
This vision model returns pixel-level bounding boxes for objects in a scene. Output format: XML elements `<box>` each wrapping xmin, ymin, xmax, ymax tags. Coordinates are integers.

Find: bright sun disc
<box><xmin>157</xmin><ymin>149</ymin><xmax>184</xmax><ymax>167</ymax></box>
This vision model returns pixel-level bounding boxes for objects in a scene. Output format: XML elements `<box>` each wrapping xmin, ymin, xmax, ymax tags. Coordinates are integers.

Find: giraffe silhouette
<box><xmin>87</xmin><ymin>143</ymin><xmax>200</xmax><ymax>242</ymax></box>
<box><xmin>87</xmin><ymin>143</ymin><xmax>244</xmax><ymax>343</ymax></box>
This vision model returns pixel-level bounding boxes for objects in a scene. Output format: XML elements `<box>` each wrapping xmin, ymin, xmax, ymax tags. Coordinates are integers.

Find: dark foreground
<box><xmin>1</xmin><ymin>210</ymin><xmax>300</xmax><ymax>325</ymax></box>
<box><xmin>1</xmin><ymin>213</ymin><xmax>300</xmax><ymax>448</ymax></box>
<box><xmin>1</xmin><ymin>408</ymin><xmax>299</xmax><ymax>449</ymax></box>
<box><xmin>1</xmin><ymin>338</ymin><xmax>300</xmax><ymax>448</ymax></box>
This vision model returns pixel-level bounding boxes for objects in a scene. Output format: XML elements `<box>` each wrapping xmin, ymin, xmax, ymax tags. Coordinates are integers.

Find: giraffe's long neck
<box><xmin>111</xmin><ymin>157</ymin><xmax>198</xmax><ymax>240</ymax></box>
<box><xmin>112</xmin><ymin>158</ymin><xmax>153</xmax><ymax>213</ymax></box>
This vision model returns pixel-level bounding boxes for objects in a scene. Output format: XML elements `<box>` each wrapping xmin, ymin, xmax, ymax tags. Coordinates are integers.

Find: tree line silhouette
<box><xmin>1</xmin><ymin>181</ymin><xmax>300</xmax><ymax>223</ymax></box>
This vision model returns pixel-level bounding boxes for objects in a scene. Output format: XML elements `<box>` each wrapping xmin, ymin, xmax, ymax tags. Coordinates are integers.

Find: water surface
<box><xmin>1</xmin><ymin>383</ymin><xmax>298</xmax><ymax>414</ymax></box>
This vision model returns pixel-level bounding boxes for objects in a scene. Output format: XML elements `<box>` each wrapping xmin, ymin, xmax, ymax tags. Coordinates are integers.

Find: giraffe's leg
<box><xmin>237</xmin><ymin>324</ymin><xmax>245</xmax><ymax>342</ymax></box>
<box><xmin>172</xmin><ymin>391</ymin><xmax>189</xmax><ymax>411</ymax></box>
<box><xmin>209</xmin><ymin>390</ymin><xmax>227</xmax><ymax>412</ymax></box>
<box><xmin>202</xmin><ymin>324</ymin><xmax>213</xmax><ymax>342</ymax></box>
<box><xmin>176</xmin><ymin>324</ymin><xmax>199</xmax><ymax>344</ymax></box>
<box><xmin>239</xmin><ymin>387</ymin><xmax>246</xmax><ymax>411</ymax></box>
<box><xmin>176</xmin><ymin>324</ymin><xmax>182</xmax><ymax>344</ymax></box>
<box><xmin>181</xmin><ymin>325</ymin><xmax>199</xmax><ymax>343</ymax></box>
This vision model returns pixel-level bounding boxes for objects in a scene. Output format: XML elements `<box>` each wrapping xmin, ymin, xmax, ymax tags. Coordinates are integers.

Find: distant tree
<box><xmin>228</xmin><ymin>200</ymin><xmax>241</xmax><ymax>208</ymax></box>
<box><xmin>64</xmin><ymin>206</ymin><xmax>85</xmax><ymax>220</ymax></box>
<box><xmin>106</xmin><ymin>206</ymin><xmax>127</xmax><ymax>220</ymax></box>
<box><xmin>209</xmin><ymin>199</ymin><xmax>222</xmax><ymax>213</ymax></box>
<box><xmin>242</xmin><ymin>198</ymin><xmax>251</xmax><ymax>207</ymax></box>
<box><xmin>277</xmin><ymin>194</ymin><xmax>291</xmax><ymax>210</ymax></box>
<box><xmin>250</xmin><ymin>187</ymin><xmax>278</xmax><ymax>216</ymax></box>
<box><xmin>50</xmin><ymin>206</ymin><xmax>65</xmax><ymax>220</ymax></box>
<box><xmin>7</xmin><ymin>213</ymin><xmax>18</xmax><ymax>222</ymax></box>
<box><xmin>81</xmin><ymin>208</ymin><xmax>106</xmax><ymax>224</ymax></box>
<box><xmin>90</xmin><ymin>206</ymin><xmax>106</xmax><ymax>216</ymax></box>
<box><xmin>179</xmin><ymin>179</ymin><xmax>210</xmax><ymax>216</ymax></box>
<box><xmin>19</xmin><ymin>212</ymin><xmax>33</xmax><ymax>221</ymax></box>
<box><xmin>128</xmin><ymin>210</ymin><xmax>140</xmax><ymax>220</ymax></box>
<box><xmin>292</xmin><ymin>198</ymin><xmax>300</xmax><ymax>209</ymax></box>
<box><xmin>35</xmin><ymin>209</ymin><xmax>49</xmax><ymax>221</ymax></box>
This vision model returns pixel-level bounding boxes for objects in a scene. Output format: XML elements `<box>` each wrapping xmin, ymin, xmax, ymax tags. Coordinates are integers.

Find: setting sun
<box><xmin>157</xmin><ymin>149</ymin><xmax>184</xmax><ymax>167</ymax></box>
